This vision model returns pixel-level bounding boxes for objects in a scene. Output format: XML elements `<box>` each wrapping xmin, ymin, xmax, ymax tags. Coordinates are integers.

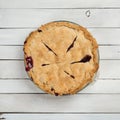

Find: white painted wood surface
<box><xmin>0</xmin><ymin>0</ymin><xmax>120</xmax><ymax>119</ymax></box>
<box><xmin>1</xmin><ymin>29</ymin><xmax>120</xmax><ymax>45</ymax></box>
<box><xmin>0</xmin><ymin>9</ymin><xmax>120</xmax><ymax>28</ymax></box>
<box><xmin>1</xmin><ymin>114</ymin><xmax>120</xmax><ymax>120</ymax></box>
<box><xmin>0</xmin><ymin>0</ymin><xmax>120</xmax><ymax>8</ymax></box>
<box><xmin>0</xmin><ymin>46</ymin><xmax>120</xmax><ymax>59</ymax></box>
<box><xmin>0</xmin><ymin>94</ymin><xmax>120</xmax><ymax>112</ymax></box>
<box><xmin>0</xmin><ymin>60</ymin><xmax>120</xmax><ymax>79</ymax></box>
<box><xmin>0</xmin><ymin>80</ymin><xmax>120</xmax><ymax>93</ymax></box>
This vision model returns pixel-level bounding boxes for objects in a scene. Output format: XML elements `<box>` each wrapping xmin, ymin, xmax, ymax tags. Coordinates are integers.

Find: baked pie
<box><xmin>23</xmin><ymin>21</ymin><xmax>99</xmax><ymax>96</ymax></box>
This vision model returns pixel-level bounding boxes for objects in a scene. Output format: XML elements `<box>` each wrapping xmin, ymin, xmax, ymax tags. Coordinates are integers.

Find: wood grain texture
<box><xmin>1</xmin><ymin>28</ymin><xmax>120</xmax><ymax>45</ymax></box>
<box><xmin>1</xmin><ymin>114</ymin><xmax>120</xmax><ymax>120</ymax></box>
<box><xmin>0</xmin><ymin>46</ymin><xmax>120</xmax><ymax>59</ymax></box>
<box><xmin>0</xmin><ymin>0</ymin><xmax>120</xmax><ymax>8</ymax></box>
<box><xmin>0</xmin><ymin>9</ymin><xmax>120</xmax><ymax>28</ymax></box>
<box><xmin>0</xmin><ymin>60</ymin><xmax>119</xmax><ymax>79</ymax></box>
<box><xmin>0</xmin><ymin>80</ymin><xmax>120</xmax><ymax>93</ymax></box>
<box><xmin>0</xmin><ymin>94</ymin><xmax>120</xmax><ymax>112</ymax></box>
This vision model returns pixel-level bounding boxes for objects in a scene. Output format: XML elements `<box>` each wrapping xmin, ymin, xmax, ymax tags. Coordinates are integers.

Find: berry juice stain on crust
<box><xmin>25</xmin><ymin>56</ymin><xmax>33</xmax><ymax>71</ymax></box>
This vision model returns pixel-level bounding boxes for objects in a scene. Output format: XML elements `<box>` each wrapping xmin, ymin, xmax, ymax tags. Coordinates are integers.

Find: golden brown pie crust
<box><xmin>24</xmin><ymin>21</ymin><xmax>99</xmax><ymax>96</ymax></box>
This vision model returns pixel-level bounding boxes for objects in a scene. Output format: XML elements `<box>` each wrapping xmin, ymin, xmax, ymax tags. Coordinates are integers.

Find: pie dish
<box><xmin>23</xmin><ymin>21</ymin><xmax>99</xmax><ymax>96</ymax></box>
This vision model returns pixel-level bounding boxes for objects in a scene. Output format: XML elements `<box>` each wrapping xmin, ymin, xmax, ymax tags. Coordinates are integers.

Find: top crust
<box><xmin>24</xmin><ymin>21</ymin><xmax>99</xmax><ymax>95</ymax></box>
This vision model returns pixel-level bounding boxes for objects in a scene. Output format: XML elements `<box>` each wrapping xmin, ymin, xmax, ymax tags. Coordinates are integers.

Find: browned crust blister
<box><xmin>23</xmin><ymin>21</ymin><xmax>99</xmax><ymax>96</ymax></box>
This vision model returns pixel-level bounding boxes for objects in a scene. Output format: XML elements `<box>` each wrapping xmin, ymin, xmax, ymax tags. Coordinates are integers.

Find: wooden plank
<box><xmin>0</xmin><ymin>80</ymin><xmax>120</xmax><ymax>93</ymax></box>
<box><xmin>0</xmin><ymin>29</ymin><xmax>32</xmax><ymax>45</ymax></box>
<box><xmin>99</xmin><ymin>60</ymin><xmax>120</xmax><ymax>79</ymax></box>
<box><xmin>88</xmin><ymin>28</ymin><xmax>120</xmax><ymax>45</ymax></box>
<box><xmin>1</xmin><ymin>114</ymin><xmax>120</xmax><ymax>120</ymax></box>
<box><xmin>99</xmin><ymin>46</ymin><xmax>120</xmax><ymax>59</ymax></box>
<box><xmin>0</xmin><ymin>46</ymin><xmax>23</xmax><ymax>59</ymax></box>
<box><xmin>0</xmin><ymin>60</ymin><xmax>119</xmax><ymax>79</ymax></box>
<box><xmin>0</xmin><ymin>61</ymin><xmax>27</xmax><ymax>78</ymax></box>
<box><xmin>0</xmin><ymin>80</ymin><xmax>42</xmax><ymax>93</ymax></box>
<box><xmin>0</xmin><ymin>46</ymin><xmax>120</xmax><ymax>59</ymax></box>
<box><xmin>0</xmin><ymin>94</ymin><xmax>120</xmax><ymax>112</ymax></box>
<box><xmin>0</xmin><ymin>9</ymin><xmax>120</xmax><ymax>28</ymax></box>
<box><xmin>0</xmin><ymin>0</ymin><xmax>120</xmax><ymax>8</ymax></box>
<box><xmin>0</xmin><ymin>28</ymin><xmax>120</xmax><ymax>45</ymax></box>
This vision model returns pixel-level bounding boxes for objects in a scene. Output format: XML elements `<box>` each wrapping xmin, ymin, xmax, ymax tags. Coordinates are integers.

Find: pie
<box><xmin>23</xmin><ymin>21</ymin><xmax>99</xmax><ymax>96</ymax></box>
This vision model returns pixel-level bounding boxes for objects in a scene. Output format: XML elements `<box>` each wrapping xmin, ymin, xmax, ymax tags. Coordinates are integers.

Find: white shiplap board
<box><xmin>0</xmin><ymin>9</ymin><xmax>120</xmax><ymax>28</ymax></box>
<box><xmin>1</xmin><ymin>28</ymin><xmax>120</xmax><ymax>45</ymax></box>
<box><xmin>0</xmin><ymin>94</ymin><xmax>120</xmax><ymax>112</ymax></box>
<box><xmin>0</xmin><ymin>80</ymin><xmax>120</xmax><ymax>94</ymax></box>
<box><xmin>1</xmin><ymin>114</ymin><xmax>120</xmax><ymax>120</ymax></box>
<box><xmin>0</xmin><ymin>0</ymin><xmax>120</xmax><ymax>8</ymax></box>
<box><xmin>0</xmin><ymin>46</ymin><xmax>120</xmax><ymax>59</ymax></box>
<box><xmin>0</xmin><ymin>60</ymin><xmax>119</xmax><ymax>79</ymax></box>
